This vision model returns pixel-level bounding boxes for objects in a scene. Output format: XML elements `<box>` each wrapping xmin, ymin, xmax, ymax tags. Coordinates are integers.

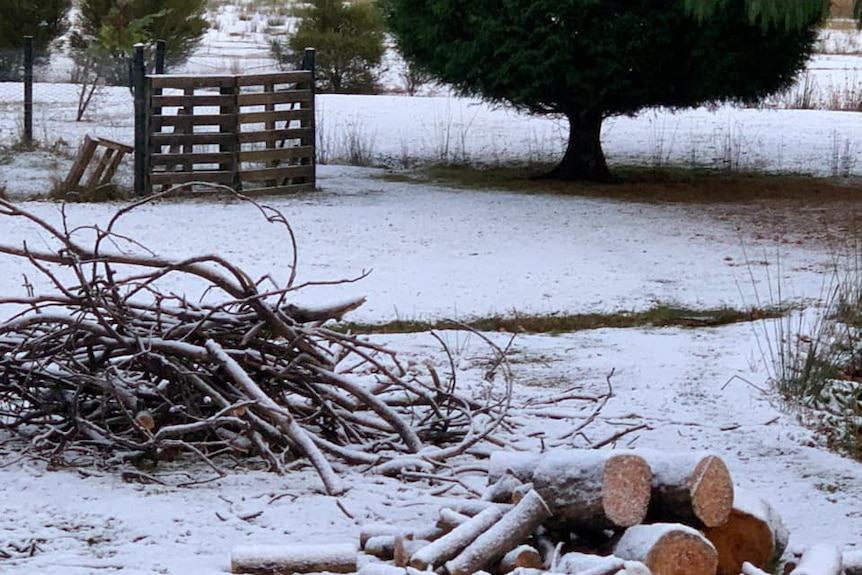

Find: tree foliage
<box><xmin>279</xmin><ymin>0</ymin><xmax>386</xmax><ymax>94</ymax></box>
<box><xmin>383</xmin><ymin>0</ymin><xmax>825</xmax><ymax>180</ymax></box>
<box><xmin>0</xmin><ymin>0</ymin><xmax>70</xmax><ymax>81</ymax></box>
<box><xmin>71</xmin><ymin>0</ymin><xmax>207</xmax><ymax>85</ymax></box>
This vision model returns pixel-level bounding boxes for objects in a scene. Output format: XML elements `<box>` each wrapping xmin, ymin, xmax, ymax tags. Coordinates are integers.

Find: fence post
<box><xmin>301</xmin><ymin>47</ymin><xmax>316</xmax><ymax>188</ymax></box>
<box><xmin>155</xmin><ymin>40</ymin><xmax>166</xmax><ymax>74</ymax></box>
<box><xmin>132</xmin><ymin>44</ymin><xmax>148</xmax><ymax>196</ymax></box>
<box><xmin>23</xmin><ymin>36</ymin><xmax>33</xmax><ymax>145</ymax></box>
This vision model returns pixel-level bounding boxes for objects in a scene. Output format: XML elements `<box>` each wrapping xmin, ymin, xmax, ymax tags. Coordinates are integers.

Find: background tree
<box><xmin>276</xmin><ymin>0</ymin><xmax>386</xmax><ymax>94</ymax></box>
<box><xmin>383</xmin><ymin>0</ymin><xmax>826</xmax><ymax>180</ymax></box>
<box><xmin>0</xmin><ymin>0</ymin><xmax>70</xmax><ymax>81</ymax></box>
<box><xmin>71</xmin><ymin>0</ymin><xmax>208</xmax><ymax>85</ymax></box>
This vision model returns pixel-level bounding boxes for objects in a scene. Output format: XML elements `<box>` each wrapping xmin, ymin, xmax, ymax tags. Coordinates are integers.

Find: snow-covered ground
<box><xmin>1</xmin><ymin>6</ymin><xmax>862</xmax><ymax>575</ymax></box>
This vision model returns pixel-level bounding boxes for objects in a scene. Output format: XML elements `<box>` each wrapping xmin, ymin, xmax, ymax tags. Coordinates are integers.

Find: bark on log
<box><xmin>498</xmin><ymin>545</ymin><xmax>543</xmax><ymax>573</ymax></box>
<box><xmin>642</xmin><ymin>450</ymin><xmax>734</xmax><ymax>528</ymax></box>
<box><xmin>484</xmin><ymin>471</ymin><xmax>526</xmax><ymax>503</ymax></box>
<box><xmin>230</xmin><ymin>543</ymin><xmax>356</xmax><ymax>574</ymax></box>
<box><xmin>614</xmin><ymin>523</ymin><xmax>717</xmax><ymax>575</ymax></box>
<box><xmin>530</xmin><ymin>450</ymin><xmax>652</xmax><ymax>531</ymax></box>
<box><xmin>444</xmin><ymin>489</ymin><xmax>552</xmax><ymax>575</ymax></box>
<box><xmin>360</xmin><ymin>525</ymin><xmax>406</xmax><ymax>549</ymax></box>
<box><xmin>488</xmin><ymin>452</ymin><xmax>541</xmax><ymax>483</ymax></box>
<box><xmin>437</xmin><ymin>508</ymin><xmax>471</xmax><ymax>532</ymax></box>
<box><xmin>395</xmin><ymin>537</ymin><xmax>430</xmax><ymax>567</ymax></box>
<box><xmin>364</xmin><ymin>535</ymin><xmax>397</xmax><ymax>560</ymax></box>
<box><xmin>409</xmin><ymin>505</ymin><xmax>509</xmax><ymax>571</ymax></box>
<box><xmin>556</xmin><ymin>552</ymin><xmax>650</xmax><ymax>575</ymax></box>
<box><xmin>703</xmin><ymin>488</ymin><xmax>788</xmax><ymax>575</ymax></box>
<box><xmin>787</xmin><ymin>544</ymin><xmax>843</xmax><ymax>575</ymax></box>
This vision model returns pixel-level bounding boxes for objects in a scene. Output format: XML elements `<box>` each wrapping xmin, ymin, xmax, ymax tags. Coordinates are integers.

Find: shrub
<box><xmin>0</xmin><ymin>0</ymin><xmax>70</xmax><ymax>81</ymax></box>
<box><xmin>274</xmin><ymin>0</ymin><xmax>386</xmax><ymax>94</ymax></box>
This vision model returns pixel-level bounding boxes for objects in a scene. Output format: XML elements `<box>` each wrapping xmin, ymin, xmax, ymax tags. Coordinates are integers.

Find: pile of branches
<box><xmin>0</xmin><ymin>191</ymin><xmax>511</xmax><ymax>494</ymax></box>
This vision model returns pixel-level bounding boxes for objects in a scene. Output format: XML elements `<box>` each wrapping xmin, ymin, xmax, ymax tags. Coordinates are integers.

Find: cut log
<box><xmin>394</xmin><ymin>537</ymin><xmax>430</xmax><ymax>567</ymax></box>
<box><xmin>484</xmin><ymin>471</ymin><xmax>526</xmax><ymax>503</ymax></box>
<box><xmin>530</xmin><ymin>450</ymin><xmax>652</xmax><ymax>531</ymax></box>
<box><xmin>845</xmin><ymin>550</ymin><xmax>862</xmax><ymax>575</ymax></box>
<box><xmin>437</xmin><ymin>508</ymin><xmax>471</xmax><ymax>532</ymax></box>
<box><xmin>788</xmin><ymin>544</ymin><xmax>843</xmax><ymax>575</ymax></box>
<box><xmin>489</xmin><ymin>451</ymin><xmax>545</xmax><ymax>483</ymax></box>
<box><xmin>409</xmin><ymin>504</ymin><xmax>508</xmax><ymax>571</ymax></box>
<box><xmin>703</xmin><ymin>488</ymin><xmax>788</xmax><ymax>575</ymax></box>
<box><xmin>444</xmin><ymin>489</ymin><xmax>552</xmax><ymax>575</ymax></box>
<box><xmin>642</xmin><ymin>450</ymin><xmax>734</xmax><ymax>529</ymax></box>
<box><xmin>556</xmin><ymin>552</ymin><xmax>650</xmax><ymax>575</ymax></box>
<box><xmin>360</xmin><ymin>524</ymin><xmax>406</xmax><ymax>549</ymax></box>
<box><xmin>230</xmin><ymin>542</ymin><xmax>356</xmax><ymax>574</ymax></box>
<box><xmin>614</xmin><ymin>523</ymin><xmax>717</xmax><ymax>575</ymax></box>
<box><xmin>364</xmin><ymin>535</ymin><xmax>397</xmax><ymax>560</ymax></box>
<box><xmin>498</xmin><ymin>545</ymin><xmax>543</xmax><ymax>573</ymax></box>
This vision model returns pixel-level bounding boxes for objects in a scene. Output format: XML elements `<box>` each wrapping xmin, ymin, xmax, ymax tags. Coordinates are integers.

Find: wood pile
<box><xmin>230</xmin><ymin>448</ymin><xmax>858</xmax><ymax>575</ymax></box>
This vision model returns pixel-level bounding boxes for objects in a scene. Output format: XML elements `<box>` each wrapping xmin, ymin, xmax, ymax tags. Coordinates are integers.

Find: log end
<box><xmin>646</xmin><ymin>528</ymin><xmax>718</xmax><ymax>575</ymax></box>
<box><xmin>602</xmin><ymin>454</ymin><xmax>653</xmax><ymax>528</ymax></box>
<box><xmin>690</xmin><ymin>455</ymin><xmax>734</xmax><ymax>528</ymax></box>
<box><xmin>704</xmin><ymin>507</ymin><xmax>774</xmax><ymax>575</ymax></box>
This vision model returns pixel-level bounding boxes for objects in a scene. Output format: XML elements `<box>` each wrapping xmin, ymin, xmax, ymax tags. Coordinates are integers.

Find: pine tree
<box><xmin>71</xmin><ymin>0</ymin><xmax>207</xmax><ymax>85</ymax></box>
<box><xmin>383</xmin><ymin>0</ymin><xmax>826</xmax><ymax>180</ymax></box>
<box><xmin>278</xmin><ymin>0</ymin><xmax>386</xmax><ymax>94</ymax></box>
<box><xmin>0</xmin><ymin>0</ymin><xmax>70</xmax><ymax>81</ymax></box>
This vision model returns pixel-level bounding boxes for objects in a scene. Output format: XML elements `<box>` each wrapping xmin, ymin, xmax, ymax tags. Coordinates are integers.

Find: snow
<box><xmin>1</xmin><ymin>9</ymin><xmax>862</xmax><ymax>575</ymax></box>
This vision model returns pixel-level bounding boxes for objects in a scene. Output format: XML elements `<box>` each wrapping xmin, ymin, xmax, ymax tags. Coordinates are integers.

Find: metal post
<box><xmin>132</xmin><ymin>44</ymin><xmax>148</xmax><ymax>196</ymax></box>
<box><xmin>23</xmin><ymin>36</ymin><xmax>33</xmax><ymax>145</ymax></box>
<box><xmin>155</xmin><ymin>39</ymin><xmax>166</xmax><ymax>75</ymax></box>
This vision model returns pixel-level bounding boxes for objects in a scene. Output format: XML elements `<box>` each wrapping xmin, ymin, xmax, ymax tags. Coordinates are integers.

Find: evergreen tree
<box><xmin>71</xmin><ymin>0</ymin><xmax>207</xmax><ymax>85</ymax></box>
<box><xmin>279</xmin><ymin>0</ymin><xmax>386</xmax><ymax>94</ymax></box>
<box><xmin>383</xmin><ymin>0</ymin><xmax>826</xmax><ymax>180</ymax></box>
<box><xmin>0</xmin><ymin>0</ymin><xmax>70</xmax><ymax>81</ymax></box>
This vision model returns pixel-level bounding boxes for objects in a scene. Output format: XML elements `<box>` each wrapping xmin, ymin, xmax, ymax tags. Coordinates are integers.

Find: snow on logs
<box><xmin>702</xmin><ymin>488</ymin><xmax>788</xmax><ymax>575</ymax></box>
<box><xmin>231</xmin><ymin>448</ymin><xmax>852</xmax><ymax>575</ymax></box>
<box><xmin>489</xmin><ymin>450</ymin><xmax>653</xmax><ymax>531</ymax></box>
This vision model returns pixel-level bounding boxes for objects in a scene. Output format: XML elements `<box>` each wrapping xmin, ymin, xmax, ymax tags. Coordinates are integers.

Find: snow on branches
<box><xmin>0</xmin><ymin>191</ymin><xmax>511</xmax><ymax>494</ymax></box>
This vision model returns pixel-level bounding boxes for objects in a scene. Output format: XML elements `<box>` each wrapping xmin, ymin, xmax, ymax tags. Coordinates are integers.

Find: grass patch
<box><xmin>379</xmin><ymin>164</ymin><xmax>862</xmax><ymax>204</ymax></box>
<box><xmin>338</xmin><ymin>304</ymin><xmax>780</xmax><ymax>335</ymax></box>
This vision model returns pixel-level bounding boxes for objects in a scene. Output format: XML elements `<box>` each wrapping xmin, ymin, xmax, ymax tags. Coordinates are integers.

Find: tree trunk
<box><xmin>230</xmin><ymin>543</ymin><xmax>357</xmax><ymax>574</ymax></box>
<box><xmin>547</xmin><ymin>111</ymin><xmax>612</xmax><ymax>182</ymax></box>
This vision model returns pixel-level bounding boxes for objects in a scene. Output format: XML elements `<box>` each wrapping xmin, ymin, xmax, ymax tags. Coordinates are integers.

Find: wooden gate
<box><xmin>143</xmin><ymin>68</ymin><xmax>315</xmax><ymax>195</ymax></box>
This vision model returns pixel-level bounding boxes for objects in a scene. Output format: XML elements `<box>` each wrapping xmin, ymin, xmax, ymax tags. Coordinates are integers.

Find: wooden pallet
<box><xmin>65</xmin><ymin>135</ymin><xmax>134</xmax><ymax>192</ymax></box>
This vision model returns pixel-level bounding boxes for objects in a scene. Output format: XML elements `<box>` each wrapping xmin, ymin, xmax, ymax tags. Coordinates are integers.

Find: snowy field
<box><xmin>1</xmin><ymin>7</ymin><xmax>862</xmax><ymax>575</ymax></box>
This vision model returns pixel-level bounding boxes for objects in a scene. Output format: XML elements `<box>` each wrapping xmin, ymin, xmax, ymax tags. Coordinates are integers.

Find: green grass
<box><xmin>337</xmin><ymin>304</ymin><xmax>780</xmax><ymax>335</ymax></box>
<box><xmin>379</xmin><ymin>163</ymin><xmax>862</xmax><ymax>204</ymax></box>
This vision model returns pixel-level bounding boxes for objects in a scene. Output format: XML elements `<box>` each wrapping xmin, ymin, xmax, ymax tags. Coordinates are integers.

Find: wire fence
<box><xmin>0</xmin><ymin>39</ymin><xmax>137</xmax><ymax>151</ymax></box>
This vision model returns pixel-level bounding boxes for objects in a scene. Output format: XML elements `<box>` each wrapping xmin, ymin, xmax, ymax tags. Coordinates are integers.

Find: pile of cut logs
<box><xmin>230</xmin><ymin>449</ymin><xmax>862</xmax><ymax>575</ymax></box>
